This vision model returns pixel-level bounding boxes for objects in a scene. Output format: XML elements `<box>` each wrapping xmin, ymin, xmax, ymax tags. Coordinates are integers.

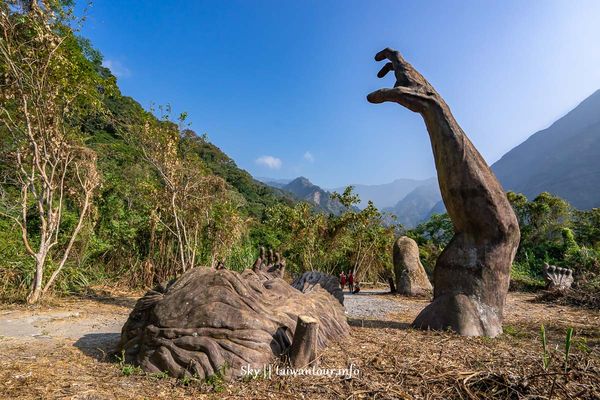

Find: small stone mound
<box><xmin>393</xmin><ymin>236</ymin><xmax>432</xmax><ymax>297</ymax></box>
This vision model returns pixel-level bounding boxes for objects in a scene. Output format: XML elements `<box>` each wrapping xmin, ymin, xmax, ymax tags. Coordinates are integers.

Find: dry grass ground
<box><xmin>0</xmin><ymin>290</ymin><xmax>598</xmax><ymax>399</ymax></box>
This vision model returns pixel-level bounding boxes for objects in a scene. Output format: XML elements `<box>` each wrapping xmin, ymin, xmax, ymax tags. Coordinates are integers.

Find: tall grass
<box><xmin>540</xmin><ymin>325</ymin><xmax>550</xmax><ymax>370</ymax></box>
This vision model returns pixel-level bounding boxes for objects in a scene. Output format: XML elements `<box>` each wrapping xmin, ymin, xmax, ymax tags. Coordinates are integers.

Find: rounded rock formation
<box><xmin>119</xmin><ymin>254</ymin><xmax>349</xmax><ymax>379</ymax></box>
<box><xmin>393</xmin><ymin>236</ymin><xmax>432</xmax><ymax>296</ymax></box>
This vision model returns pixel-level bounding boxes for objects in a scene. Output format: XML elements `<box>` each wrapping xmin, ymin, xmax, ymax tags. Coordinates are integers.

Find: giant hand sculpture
<box><xmin>368</xmin><ymin>48</ymin><xmax>520</xmax><ymax>337</ymax></box>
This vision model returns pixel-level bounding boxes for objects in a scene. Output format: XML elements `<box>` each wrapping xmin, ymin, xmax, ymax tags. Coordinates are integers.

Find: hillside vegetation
<box><xmin>0</xmin><ymin>1</ymin><xmax>284</xmax><ymax>300</ymax></box>
<box><xmin>0</xmin><ymin>2</ymin><xmax>395</xmax><ymax>301</ymax></box>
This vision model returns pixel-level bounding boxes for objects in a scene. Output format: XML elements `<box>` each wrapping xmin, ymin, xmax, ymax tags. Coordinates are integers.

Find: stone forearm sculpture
<box><xmin>368</xmin><ymin>48</ymin><xmax>520</xmax><ymax>337</ymax></box>
<box><xmin>120</xmin><ymin>253</ymin><xmax>348</xmax><ymax>378</ymax></box>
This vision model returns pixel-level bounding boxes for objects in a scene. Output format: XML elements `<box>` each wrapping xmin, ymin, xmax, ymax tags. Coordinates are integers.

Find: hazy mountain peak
<box><xmin>255</xmin><ymin>176</ymin><xmax>348</xmax><ymax>215</ymax></box>
<box><xmin>332</xmin><ymin>177</ymin><xmax>433</xmax><ymax>210</ymax></box>
<box><xmin>257</xmin><ymin>89</ymin><xmax>600</xmax><ymax>224</ymax></box>
<box><xmin>383</xmin><ymin>178</ymin><xmax>442</xmax><ymax>227</ymax></box>
<box><xmin>492</xmin><ymin>88</ymin><xmax>600</xmax><ymax>209</ymax></box>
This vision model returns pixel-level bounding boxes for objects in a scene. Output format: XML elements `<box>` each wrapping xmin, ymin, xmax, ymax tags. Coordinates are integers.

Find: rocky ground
<box><xmin>0</xmin><ymin>289</ymin><xmax>598</xmax><ymax>399</ymax></box>
<box><xmin>344</xmin><ymin>289</ymin><xmax>423</xmax><ymax>319</ymax></box>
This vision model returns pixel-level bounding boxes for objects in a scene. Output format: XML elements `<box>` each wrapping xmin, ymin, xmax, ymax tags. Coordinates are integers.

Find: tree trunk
<box><xmin>42</xmin><ymin>196</ymin><xmax>91</xmax><ymax>295</ymax></box>
<box><xmin>289</xmin><ymin>315</ymin><xmax>319</xmax><ymax>368</ymax></box>
<box><xmin>27</xmin><ymin>257</ymin><xmax>44</xmax><ymax>304</ymax></box>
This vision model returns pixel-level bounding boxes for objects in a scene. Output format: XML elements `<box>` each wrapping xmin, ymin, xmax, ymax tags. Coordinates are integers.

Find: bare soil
<box><xmin>0</xmin><ymin>289</ymin><xmax>598</xmax><ymax>399</ymax></box>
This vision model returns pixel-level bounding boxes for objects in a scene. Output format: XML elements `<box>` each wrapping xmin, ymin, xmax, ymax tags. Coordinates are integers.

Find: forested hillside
<box><xmin>261</xmin><ymin>176</ymin><xmax>356</xmax><ymax>215</ymax></box>
<box><xmin>191</xmin><ymin>138</ymin><xmax>295</xmax><ymax>218</ymax></box>
<box><xmin>0</xmin><ymin>2</ymin><xmax>396</xmax><ymax>302</ymax></box>
<box><xmin>0</xmin><ymin>3</ymin><xmax>290</xmax><ymax>301</ymax></box>
<box><xmin>281</xmin><ymin>177</ymin><xmax>349</xmax><ymax>214</ymax></box>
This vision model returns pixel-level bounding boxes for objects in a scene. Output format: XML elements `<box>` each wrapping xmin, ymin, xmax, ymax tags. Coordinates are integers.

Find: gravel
<box><xmin>343</xmin><ymin>289</ymin><xmax>407</xmax><ymax>319</ymax></box>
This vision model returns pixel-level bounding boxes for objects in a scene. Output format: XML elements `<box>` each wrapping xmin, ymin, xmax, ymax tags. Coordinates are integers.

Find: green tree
<box><xmin>131</xmin><ymin>108</ymin><xmax>245</xmax><ymax>273</ymax></box>
<box><xmin>0</xmin><ymin>1</ymin><xmax>109</xmax><ymax>303</ymax></box>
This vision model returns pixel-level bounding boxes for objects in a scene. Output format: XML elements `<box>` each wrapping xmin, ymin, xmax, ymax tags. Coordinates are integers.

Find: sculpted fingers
<box><xmin>367</xmin><ymin>87</ymin><xmax>429</xmax><ymax>112</ymax></box>
<box><xmin>374</xmin><ymin>47</ymin><xmax>403</xmax><ymax>63</ymax></box>
<box><xmin>367</xmin><ymin>88</ymin><xmax>398</xmax><ymax>104</ymax></box>
<box><xmin>377</xmin><ymin>62</ymin><xmax>394</xmax><ymax>79</ymax></box>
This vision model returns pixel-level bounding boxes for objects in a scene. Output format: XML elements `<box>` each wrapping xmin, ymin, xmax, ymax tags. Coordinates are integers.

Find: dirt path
<box><xmin>0</xmin><ymin>295</ymin><xmax>134</xmax><ymax>362</ymax></box>
<box><xmin>0</xmin><ymin>290</ymin><xmax>414</xmax><ymax>342</ymax></box>
<box><xmin>344</xmin><ymin>289</ymin><xmax>413</xmax><ymax>318</ymax></box>
<box><xmin>1</xmin><ymin>289</ymin><xmax>598</xmax><ymax>355</ymax></box>
<box><xmin>0</xmin><ymin>291</ymin><xmax>598</xmax><ymax>399</ymax></box>
<box><xmin>0</xmin><ymin>308</ymin><xmax>126</xmax><ymax>340</ymax></box>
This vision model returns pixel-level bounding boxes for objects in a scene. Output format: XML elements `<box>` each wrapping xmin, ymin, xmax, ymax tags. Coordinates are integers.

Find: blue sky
<box><xmin>80</xmin><ymin>0</ymin><xmax>600</xmax><ymax>188</ymax></box>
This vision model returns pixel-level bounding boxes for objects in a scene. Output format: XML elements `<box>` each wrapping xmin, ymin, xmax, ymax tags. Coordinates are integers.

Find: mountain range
<box><xmin>257</xmin><ymin>177</ymin><xmax>348</xmax><ymax>214</ymax></box>
<box><xmin>332</xmin><ymin>178</ymin><xmax>429</xmax><ymax>209</ymax></box>
<box><xmin>492</xmin><ymin>89</ymin><xmax>600</xmax><ymax>210</ymax></box>
<box><xmin>259</xmin><ymin>89</ymin><xmax>600</xmax><ymax>227</ymax></box>
<box><xmin>255</xmin><ymin>177</ymin><xmax>292</xmax><ymax>189</ymax></box>
<box><xmin>381</xmin><ymin>178</ymin><xmax>441</xmax><ymax>227</ymax></box>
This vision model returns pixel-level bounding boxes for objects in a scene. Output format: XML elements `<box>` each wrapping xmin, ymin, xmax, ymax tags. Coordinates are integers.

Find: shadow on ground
<box><xmin>348</xmin><ymin>318</ymin><xmax>410</xmax><ymax>330</ymax></box>
<box><xmin>74</xmin><ymin>333</ymin><xmax>121</xmax><ymax>362</ymax></box>
<box><xmin>81</xmin><ymin>292</ymin><xmax>138</xmax><ymax>309</ymax></box>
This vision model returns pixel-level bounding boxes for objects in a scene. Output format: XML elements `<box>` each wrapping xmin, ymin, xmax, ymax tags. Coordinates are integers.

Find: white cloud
<box><xmin>102</xmin><ymin>59</ymin><xmax>131</xmax><ymax>78</ymax></box>
<box><xmin>255</xmin><ymin>155</ymin><xmax>282</xmax><ymax>169</ymax></box>
<box><xmin>303</xmin><ymin>151</ymin><xmax>314</xmax><ymax>163</ymax></box>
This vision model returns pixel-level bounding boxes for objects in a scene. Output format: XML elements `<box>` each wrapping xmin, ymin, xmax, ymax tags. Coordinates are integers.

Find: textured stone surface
<box><xmin>393</xmin><ymin>236</ymin><xmax>432</xmax><ymax>296</ymax></box>
<box><xmin>120</xmin><ymin>260</ymin><xmax>348</xmax><ymax>379</ymax></box>
<box><xmin>543</xmin><ymin>263</ymin><xmax>574</xmax><ymax>291</ymax></box>
<box><xmin>292</xmin><ymin>270</ymin><xmax>345</xmax><ymax>305</ymax></box>
<box><xmin>368</xmin><ymin>48</ymin><xmax>520</xmax><ymax>337</ymax></box>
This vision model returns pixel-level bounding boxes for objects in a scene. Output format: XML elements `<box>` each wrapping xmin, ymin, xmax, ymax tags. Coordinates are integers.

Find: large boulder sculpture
<box><xmin>368</xmin><ymin>48</ymin><xmax>520</xmax><ymax>337</ymax></box>
<box><xmin>119</xmin><ymin>252</ymin><xmax>349</xmax><ymax>379</ymax></box>
<box><xmin>393</xmin><ymin>236</ymin><xmax>432</xmax><ymax>296</ymax></box>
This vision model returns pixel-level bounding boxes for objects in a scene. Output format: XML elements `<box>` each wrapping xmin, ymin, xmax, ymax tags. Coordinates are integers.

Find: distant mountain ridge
<box><xmin>491</xmin><ymin>89</ymin><xmax>600</xmax><ymax>210</ymax></box>
<box><xmin>256</xmin><ymin>89</ymin><xmax>600</xmax><ymax>225</ymax></box>
<box><xmin>262</xmin><ymin>176</ymin><xmax>348</xmax><ymax>214</ymax></box>
<box><xmin>192</xmin><ymin>141</ymin><xmax>295</xmax><ymax>217</ymax></box>
<box><xmin>354</xmin><ymin>89</ymin><xmax>600</xmax><ymax>226</ymax></box>
<box><xmin>255</xmin><ymin>177</ymin><xmax>292</xmax><ymax>189</ymax></box>
<box><xmin>332</xmin><ymin>178</ymin><xmax>429</xmax><ymax>209</ymax></box>
<box><xmin>383</xmin><ymin>89</ymin><xmax>600</xmax><ymax>225</ymax></box>
<box><xmin>382</xmin><ymin>178</ymin><xmax>441</xmax><ymax>227</ymax></box>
